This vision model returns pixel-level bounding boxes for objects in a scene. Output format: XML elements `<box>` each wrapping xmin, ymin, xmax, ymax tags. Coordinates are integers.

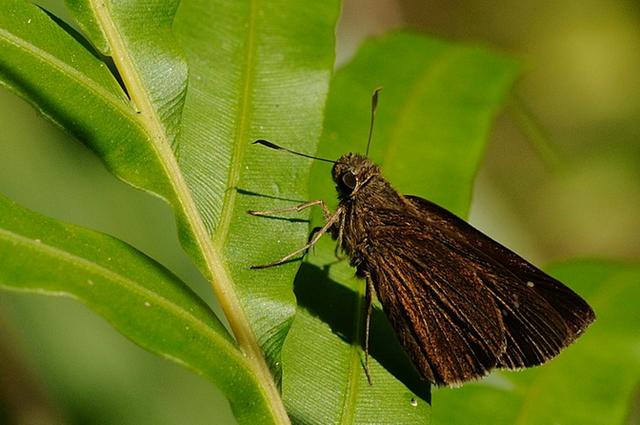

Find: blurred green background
<box><xmin>1</xmin><ymin>0</ymin><xmax>638</xmax><ymax>424</ymax></box>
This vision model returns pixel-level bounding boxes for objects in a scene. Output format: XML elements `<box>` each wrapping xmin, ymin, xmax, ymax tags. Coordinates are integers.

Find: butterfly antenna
<box><xmin>252</xmin><ymin>139</ymin><xmax>337</xmax><ymax>164</ymax></box>
<box><xmin>365</xmin><ymin>87</ymin><xmax>382</xmax><ymax>156</ymax></box>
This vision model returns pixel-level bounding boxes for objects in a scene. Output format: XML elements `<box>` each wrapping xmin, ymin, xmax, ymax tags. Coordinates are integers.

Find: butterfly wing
<box><xmin>403</xmin><ymin>195</ymin><xmax>595</xmax><ymax>370</ymax></box>
<box><xmin>363</xmin><ymin>210</ymin><xmax>508</xmax><ymax>385</ymax></box>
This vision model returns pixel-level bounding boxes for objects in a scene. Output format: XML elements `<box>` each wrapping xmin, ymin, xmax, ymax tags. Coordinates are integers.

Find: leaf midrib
<box><xmin>214</xmin><ymin>0</ymin><xmax>259</xmax><ymax>247</ymax></box>
<box><xmin>88</xmin><ymin>1</ymin><xmax>291</xmax><ymax>423</ymax></box>
<box><xmin>338</xmin><ymin>278</ymin><xmax>366</xmax><ymax>424</ymax></box>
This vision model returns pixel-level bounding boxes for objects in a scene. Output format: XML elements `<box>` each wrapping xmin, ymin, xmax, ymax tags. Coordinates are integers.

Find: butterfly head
<box><xmin>332</xmin><ymin>153</ymin><xmax>380</xmax><ymax>198</ymax></box>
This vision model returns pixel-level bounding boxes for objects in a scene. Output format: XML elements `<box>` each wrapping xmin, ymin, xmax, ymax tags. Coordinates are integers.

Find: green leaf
<box><xmin>65</xmin><ymin>0</ymin><xmax>187</xmax><ymax>145</ymax></box>
<box><xmin>172</xmin><ymin>0</ymin><xmax>340</xmax><ymax>384</ymax></box>
<box><xmin>432</xmin><ymin>260</ymin><xmax>640</xmax><ymax>425</ymax></box>
<box><xmin>1</xmin><ymin>1</ymin><xmax>340</xmax><ymax>423</ymax></box>
<box><xmin>0</xmin><ymin>0</ymin><xmax>185</xmax><ymax>245</ymax></box>
<box><xmin>282</xmin><ymin>32</ymin><xmax>519</xmax><ymax>424</ymax></box>
<box><xmin>0</xmin><ymin>193</ymin><xmax>269</xmax><ymax>425</ymax></box>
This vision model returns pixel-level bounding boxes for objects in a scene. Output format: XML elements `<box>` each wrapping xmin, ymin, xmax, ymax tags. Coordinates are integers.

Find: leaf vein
<box><xmin>214</xmin><ymin>0</ymin><xmax>260</xmax><ymax>246</ymax></box>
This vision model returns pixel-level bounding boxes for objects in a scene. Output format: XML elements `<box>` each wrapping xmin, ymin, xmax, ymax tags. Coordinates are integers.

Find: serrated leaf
<box><xmin>0</xmin><ymin>193</ymin><xmax>272</xmax><ymax>425</ymax></box>
<box><xmin>282</xmin><ymin>32</ymin><xmax>519</xmax><ymax>424</ymax></box>
<box><xmin>432</xmin><ymin>260</ymin><xmax>640</xmax><ymax>425</ymax></box>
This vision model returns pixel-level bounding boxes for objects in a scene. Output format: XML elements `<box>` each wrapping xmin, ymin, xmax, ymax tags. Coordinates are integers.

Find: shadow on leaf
<box><xmin>293</xmin><ymin>261</ymin><xmax>431</xmax><ymax>403</ymax></box>
<box><xmin>237</xmin><ymin>187</ymin><xmax>307</xmax><ymax>204</ymax></box>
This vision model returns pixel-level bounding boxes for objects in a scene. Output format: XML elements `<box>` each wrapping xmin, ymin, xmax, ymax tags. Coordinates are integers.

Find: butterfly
<box><xmin>249</xmin><ymin>89</ymin><xmax>595</xmax><ymax>385</ymax></box>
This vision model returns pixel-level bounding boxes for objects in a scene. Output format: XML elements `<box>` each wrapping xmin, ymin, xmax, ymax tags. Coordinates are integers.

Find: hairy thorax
<box><xmin>335</xmin><ymin>173</ymin><xmax>406</xmax><ymax>271</ymax></box>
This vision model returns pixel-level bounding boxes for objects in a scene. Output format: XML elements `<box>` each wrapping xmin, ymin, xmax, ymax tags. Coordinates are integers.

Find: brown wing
<box><xmin>404</xmin><ymin>195</ymin><xmax>595</xmax><ymax>370</ymax></box>
<box><xmin>364</xmin><ymin>213</ymin><xmax>507</xmax><ymax>386</ymax></box>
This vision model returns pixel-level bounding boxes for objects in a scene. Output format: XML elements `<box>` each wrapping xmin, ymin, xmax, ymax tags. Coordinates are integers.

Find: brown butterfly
<box><xmin>249</xmin><ymin>89</ymin><xmax>595</xmax><ymax>386</ymax></box>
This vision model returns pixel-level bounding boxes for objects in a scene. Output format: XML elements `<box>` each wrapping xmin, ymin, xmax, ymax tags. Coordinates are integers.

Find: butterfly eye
<box><xmin>342</xmin><ymin>171</ymin><xmax>357</xmax><ymax>190</ymax></box>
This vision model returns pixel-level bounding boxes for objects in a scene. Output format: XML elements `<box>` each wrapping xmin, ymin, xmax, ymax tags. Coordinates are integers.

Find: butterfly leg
<box><xmin>308</xmin><ymin>226</ymin><xmax>323</xmax><ymax>255</ymax></box>
<box><xmin>333</xmin><ymin>213</ymin><xmax>347</xmax><ymax>260</ymax></box>
<box><xmin>248</xmin><ymin>199</ymin><xmax>332</xmax><ymax>220</ymax></box>
<box><xmin>363</xmin><ymin>273</ymin><xmax>375</xmax><ymax>385</ymax></box>
<box><xmin>250</xmin><ymin>209</ymin><xmax>341</xmax><ymax>269</ymax></box>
